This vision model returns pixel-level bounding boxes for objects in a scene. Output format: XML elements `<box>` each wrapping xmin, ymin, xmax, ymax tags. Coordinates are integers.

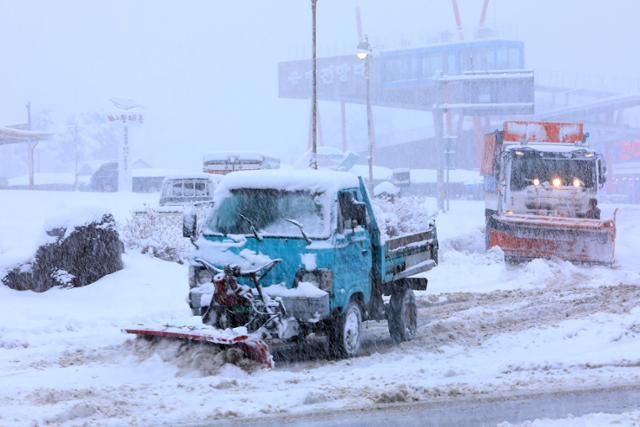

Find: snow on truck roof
<box><xmin>217</xmin><ymin>169</ymin><xmax>360</xmax><ymax>194</ymax></box>
<box><xmin>504</xmin><ymin>143</ymin><xmax>596</xmax><ymax>154</ymax></box>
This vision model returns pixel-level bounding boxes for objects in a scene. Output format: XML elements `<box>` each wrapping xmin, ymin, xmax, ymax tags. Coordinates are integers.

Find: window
<box><xmin>508</xmin><ymin>48</ymin><xmax>521</xmax><ymax>68</ymax></box>
<box><xmin>171</xmin><ymin>182</ymin><xmax>183</xmax><ymax>197</ymax></box>
<box><xmin>194</xmin><ymin>181</ymin><xmax>207</xmax><ymax>196</ymax></box>
<box><xmin>183</xmin><ymin>181</ymin><xmax>195</xmax><ymax>197</ymax></box>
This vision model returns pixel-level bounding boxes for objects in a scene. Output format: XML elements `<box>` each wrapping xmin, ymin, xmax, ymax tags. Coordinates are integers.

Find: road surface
<box><xmin>212</xmin><ymin>385</ymin><xmax>640</xmax><ymax>427</ymax></box>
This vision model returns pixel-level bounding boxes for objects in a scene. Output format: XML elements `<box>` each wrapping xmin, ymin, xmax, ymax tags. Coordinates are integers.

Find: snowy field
<box><xmin>1</xmin><ymin>189</ymin><xmax>640</xmax><ymax>426</ymax></box>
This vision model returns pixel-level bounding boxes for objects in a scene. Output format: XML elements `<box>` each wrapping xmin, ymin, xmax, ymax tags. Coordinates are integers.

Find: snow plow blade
<box><xmin>124</xmin><ymin>325</ymin><xmax>273</xmax><ymax>368</ymax></box>
<box><xmin>487</xmin><ymin>213</ymin><xmax>616</xmax><ymax>265</ymax></box>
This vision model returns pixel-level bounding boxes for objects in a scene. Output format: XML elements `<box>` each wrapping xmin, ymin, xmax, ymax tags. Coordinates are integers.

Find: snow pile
<box><xmin>373</xmin><ymin>181</ymin><xmax>400</xmax><ymax>197</ymax></box>
<box><xmin>43</xmin><ymin>205</ymin><xmax>113</xmax><ymax>240</ymax></box>
<box><xmin>0</xmin><ymin>190</ymin><xmax>156</xmax><ymax>277</ymax></box>
<box><xmin>372</xmin><ymin>195</ymin><xmax>433</xmax><ymax>239</ymax></box>
<box><xmin>2</xmin><ymin>209</ymin><xmax>123</xmax><ymax>292</ymax></box>
<box><xmin>126</xmin><ymin>338</ymin><xmax>259</xmax><ymax>376</ymax></box>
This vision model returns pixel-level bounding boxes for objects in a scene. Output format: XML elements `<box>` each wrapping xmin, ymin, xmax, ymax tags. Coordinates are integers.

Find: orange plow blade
<box><xmin>487</xmin><ymin>213</ymin><xmax>616</xmax><ymax>265</ymax></box>
<box><xmin>124</xmin><ymin>325</ymin><xmax>273</xmax><ymax>368</ymax></box>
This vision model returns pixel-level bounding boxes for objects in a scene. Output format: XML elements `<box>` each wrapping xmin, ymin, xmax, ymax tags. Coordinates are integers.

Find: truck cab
<box><xmin>185</xmin><ymin>170</ymin><xmax>438</xmax><ymax>356</ymax></box>
<box><xmin>482</xmin><ymin>121</ymin><xmax>616</xmax><ymax>265</ymax></box>
<box><xmin>500</xmin><ymin>144</ymin><xmax>607</xmax><ymax>218</ymax></box>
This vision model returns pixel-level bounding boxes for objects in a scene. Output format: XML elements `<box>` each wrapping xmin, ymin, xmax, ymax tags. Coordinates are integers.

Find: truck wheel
<box><xmin>328</xmin><ymin>300</ymin><xmax>362</xmax><ymax>358</ymax></box>
<box><xmin>388</xmin><ymin>288</ymin><xmax>417</xmax><ymax>344</ymax></box>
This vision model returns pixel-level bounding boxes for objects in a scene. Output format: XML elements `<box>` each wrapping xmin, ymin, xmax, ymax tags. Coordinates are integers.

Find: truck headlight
<box><xmin>297</xmin><ymin>268</ymin><xmax>332</xmax><ymax>292</ymax></box>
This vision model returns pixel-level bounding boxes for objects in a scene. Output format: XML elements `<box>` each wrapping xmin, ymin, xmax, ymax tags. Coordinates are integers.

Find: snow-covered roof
<box><xmin>0</xmin><ymin>126</ymin><xmax>52</xmax><ymax>144</ymax></box>
<box><xmin>218</xmin><ymin>169</ymin><xmax>360</xmax><ymax>194</ymax></box>
<box><xmin>203</xmin><ymin>151</ymin><xmax>274</xmax><ymax>162</ymax></box>
<box><xmin>162</xmin><ymin>173</ymin><xmax>214</xmax><ymax>181</ymax></box>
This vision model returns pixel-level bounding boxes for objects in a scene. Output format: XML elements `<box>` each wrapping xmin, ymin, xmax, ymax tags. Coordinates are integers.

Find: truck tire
<box><xmin>328</xmin><ymin>300</ymin><xmax>362</xmax><ymax>358</ymax></box>
<box><xmin>388</xmin><ymin>287</ymin><xmax>417</xmax><ymax>344</ymax></box>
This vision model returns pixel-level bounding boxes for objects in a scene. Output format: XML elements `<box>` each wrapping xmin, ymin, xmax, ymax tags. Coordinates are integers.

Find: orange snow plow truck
<box><xmin>482</xmin><ymin>121</ymin><xmax>616</xmax><ymax>265</ymax></box>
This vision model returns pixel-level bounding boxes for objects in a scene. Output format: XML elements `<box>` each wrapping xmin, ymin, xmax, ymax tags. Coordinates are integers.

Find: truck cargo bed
<box><xmin>383</xmin><ymin>226</ymin><xmax>438</xmax><ymax>283</ymax></box>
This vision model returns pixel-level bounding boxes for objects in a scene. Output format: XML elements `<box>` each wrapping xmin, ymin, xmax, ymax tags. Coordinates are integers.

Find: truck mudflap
<box><xmin>487</xmin><ymin>213</ymin><xmax>616</xmax><ymax>265</ymax></box>
<box><xmin>124</xmin><ymin>325</ymin><xmax>273</xmax><ymax>368</ymax></box>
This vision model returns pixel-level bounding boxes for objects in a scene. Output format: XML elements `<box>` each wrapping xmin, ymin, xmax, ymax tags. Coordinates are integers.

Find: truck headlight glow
<box><xmin>533</xmin><ymin>178</ymin><xmax>540</xmax><ymax>186</ymax></box>
<box><xmin>572</xmin><ymin>178</ymin><xmax>582</xmax><ymax>188</ymax></box>
<box><xmin>552</xmin><ymin>177</ymin><xmax>562</xmax><ymax>187</ymax></box>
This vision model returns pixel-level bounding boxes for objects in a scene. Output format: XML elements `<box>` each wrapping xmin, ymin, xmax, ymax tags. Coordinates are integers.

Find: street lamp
<box><xmin>356</xmin><ymin>36</ymin><xmax>374</xmax><ymax>194</ymax></box>
<box><xmin>356</xmin><ymin>38</ymin><xmax>370</xmax><ymax>60</ymax></box>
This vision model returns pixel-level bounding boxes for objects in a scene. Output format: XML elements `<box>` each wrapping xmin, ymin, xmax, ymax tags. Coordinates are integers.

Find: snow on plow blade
<box><xmin>487</xmin><ymin>213</ymin><xmax>616</xmax><ymax>265</ymax></box>
<box><xmin>124</xmin><ymin>325</ymin><xmax>273</xmax><ymax>368</ymax></box>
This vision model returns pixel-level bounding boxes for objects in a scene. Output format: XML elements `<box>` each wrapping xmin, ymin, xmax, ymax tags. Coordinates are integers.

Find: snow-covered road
<box><xmin>220</xmin><ymin>385</ymin><xmax>640</xmax><ymax>427</ymax></box>
<box><xmin>1</xmin><ymin>190</ymin><xmax>639</xmax><ymax>426</ymax></box>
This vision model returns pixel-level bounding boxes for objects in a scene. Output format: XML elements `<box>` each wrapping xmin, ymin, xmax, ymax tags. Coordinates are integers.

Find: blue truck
<box><xmin>128</xmin><ymin>170</ymin><xmax>438</xmax><ymax>364</ymax></box>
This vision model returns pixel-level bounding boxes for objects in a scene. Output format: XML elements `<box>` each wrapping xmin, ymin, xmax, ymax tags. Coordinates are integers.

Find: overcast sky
<box><xmin>1</xmin><ymin>0</ymin><xmax>638</xmax><ymax>170</ymax></box>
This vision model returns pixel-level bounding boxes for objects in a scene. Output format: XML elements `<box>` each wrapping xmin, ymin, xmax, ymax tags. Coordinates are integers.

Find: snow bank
<box><xmin>2</xmin><ymin>209</ymin><xmax>123</xmax><ymax>292</ymax></box>
<box><xmin>0</xmin><ymin>190</ymin><xmax>154</xmax><ymax>272</ymax></box>
<box><xmin>43</xmin><ymin>205</ymin><xmax>113</xmax><ymax>240</ymax></box>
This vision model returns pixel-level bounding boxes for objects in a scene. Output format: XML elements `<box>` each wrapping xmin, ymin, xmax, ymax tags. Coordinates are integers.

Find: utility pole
<box><xmin>73</xmin><ymin>124</ymin><xmax>79</xmax><ymax>191</ymax></box>
<box><xmin>357</xmin><ymin>35</ymin><xmax>374</xmax><ymax>194</ymax></box>
<box><xmin>26</xmin><ymin>101</ymin><xmax>38</xmax><ymax>190</ymax></box>
<box><xmin>310</xmin><ymin>0</ymin><xmax>318</xmax><ymax>169</ymax></box>
<box><xmin>365</xmin><ymin>51</ymin><xmax>373</xmax><ymax>194</ymax></box>
<box><xmin>341</xmin><ymin>102</ymin><xmax>347</xmax><ymax>152</ymax></box>
<box><xmin>445</xmin><ymin>135</ymin><xmax>456</xmax><ymax>212</ymax></box>
<box><xmin>433</xmin><ymin>109</ymin><xmax>445</xmax><ymax>211</ymax></box>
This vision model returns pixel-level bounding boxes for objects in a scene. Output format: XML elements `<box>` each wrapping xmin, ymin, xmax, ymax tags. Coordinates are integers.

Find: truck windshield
<box><xmin>207</xmin><ymin>189</ymin><xmax>327</xmax><ymax>238</ymax></box>
<box><xmin>510</xmin><ymin>157</ymin><xmax>595</xmax><ymax>191</ymax></box>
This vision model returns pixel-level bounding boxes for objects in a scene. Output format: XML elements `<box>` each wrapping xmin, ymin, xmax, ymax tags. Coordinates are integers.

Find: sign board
<box><xmin>435</xmin><ymin>71</ymin><xmax>535</xmax><ymax>116</ymax></box>
<box><xmin>107</xmin><ymin>113</ymin><xmax>144</xmax><ymax>124</ymax></box>
<box><xmin>279</xmin><ymin>54</ymin><xmax>365</xmax><ymax>101</ymax></box>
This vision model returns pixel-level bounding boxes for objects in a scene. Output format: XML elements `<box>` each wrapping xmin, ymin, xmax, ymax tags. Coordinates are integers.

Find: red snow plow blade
<box><xmin>487</xmin><ymin>213</ymin><xmax>616</xmax><ymax>265</ymax></box>
<box><xmin>124</xmin><ymin>325</ymin><xmax>273</xmax><ymax>368</ymax></box>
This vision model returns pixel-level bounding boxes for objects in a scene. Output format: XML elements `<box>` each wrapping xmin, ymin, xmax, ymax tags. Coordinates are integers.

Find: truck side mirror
<box><xmin>598</xmin><ymin>159</ymin><xmax>607</xmax><ymax>186</ymax></box>
<box><xmin>183</xmin><ymin>211</ymin><xmax>197</xmax><ymax>238</ymax></box>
